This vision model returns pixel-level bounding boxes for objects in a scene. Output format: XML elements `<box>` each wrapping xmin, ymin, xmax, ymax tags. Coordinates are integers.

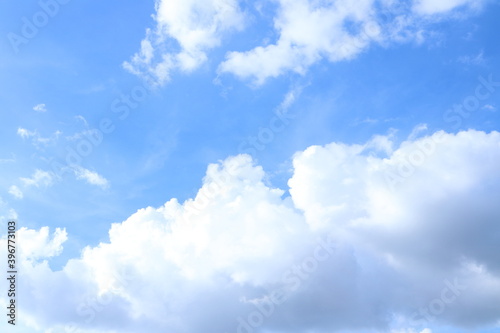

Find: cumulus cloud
<box><xmin>7</xmin><ymin>130</ymin><xmax>500</xmax><ymax>333</ymax></box>
<box><xmin>123</xmin><ymin>0</ymin><xmax>245</xmax><ymax>85</ymax></box>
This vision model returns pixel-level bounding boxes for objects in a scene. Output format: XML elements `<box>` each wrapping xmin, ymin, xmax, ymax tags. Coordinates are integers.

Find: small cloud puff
<box><xmin>73</xmin><ymin>167</ymin><xmax>109</xmax><ymax>189</ymax></box>
<box><xmin>20</xmin><ymin>169</ymin><xmax>54</xmax><ymax>188</ymax></box>
<box><xmin>8</xmin><ymin>185</ymin><xmax>23</xmax><ymax>199</ymax></box>
<box><xmin>33</xmin><ymin>103</ymin><xmax>47</xmax><ymax>112</ymax></box>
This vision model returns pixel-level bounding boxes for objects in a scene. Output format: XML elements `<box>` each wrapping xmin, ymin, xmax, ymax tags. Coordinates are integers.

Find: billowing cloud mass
<box><xmin>125</xmin><ymin>0</ymin><xmax>489</xmax><ymax>85</ymax></box>
<box><xmin>5</xmin><ymin>129</ymin><xmax>500</xmax><ymax>333</ymax></box>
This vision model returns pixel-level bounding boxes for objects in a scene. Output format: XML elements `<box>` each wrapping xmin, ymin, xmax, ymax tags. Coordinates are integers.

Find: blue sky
<box><xmin>1</xmin><ymin>0</ymin><xmax>500</xmax><ymax>332</ymax></box>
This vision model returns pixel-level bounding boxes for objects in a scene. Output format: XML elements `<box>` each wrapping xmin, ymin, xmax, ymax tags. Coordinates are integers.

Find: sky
<box><xmin>0</xmin><ymin>0</ymin><xmax>500</xmax><ymax>332</ymax></box>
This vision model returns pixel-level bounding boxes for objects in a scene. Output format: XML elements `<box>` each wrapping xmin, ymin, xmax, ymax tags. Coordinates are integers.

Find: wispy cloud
<box><xmin>413</xmin><ymin>0</ymin><xmax>485</xmax><ymax>15</ymax></box>
<box><xmin>407</xmin><ymin>123</ymin><xmax>428</xmax><ymax>141</ymax></box>
<box><xmin>33</xmin><ymin>103</ymin><xmax>47</xmax><ymax>112</ymax></box>
<box><xmin>75</xmin><ymin>115</ymin><xmax>89</xmax><ymax>127</ymax></box>
<box><xmin>17</xmin><ymin>127</ymin><xmax>37</xmax><ymax>139</ymax></box>
<box><xmin>17</xmin><ymin>127</ymin><xmax>61</xmax><ymax>148</ymax></box>
<box><xmin>458</xmin><ymin>50</ymin><xmax>485</xmax><ymax>65</ymax></box>
<box><xmin>0</xmin><ymin>154</ymin><xmax>16</xmax><ymax>164</ymax></box>
<box><xmin>8</xmin><ymin>185</ymin><xmax>23</xmax><ymax>199</ymax></box>
<box><xmin>20</xmin><ymin>169</ymin><xmax>54</xmax><ymax>188</ymax></box>
<box><xmin>73</xmin><ymin>167</ymin><xmax>109</xmax><ymax>189</ymax></box>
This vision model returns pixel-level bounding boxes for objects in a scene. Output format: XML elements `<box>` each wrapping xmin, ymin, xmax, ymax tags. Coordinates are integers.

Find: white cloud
<box><xmin>0</xmin><ymin>154</ymin><xmax>16</xmax><ymax>164</ymax></box>
<box><xmin>75</xmin><ymin>115</ymin><xmax>89</xmax><ymax>127</ymax></box>
<box><xmin>8</xmin><ymin>185</ymin><xmax>23</xmax><ymax>199</ymax></box>
<box><xmin>458</xmin><ymin>50</ymin><xmax>485</xmax><ymax>65</ymax></box>
<box><xmin>17</xmin><ymin>127</ymin><xmax>37</xmax><ymax>139</ymax></box>
<box><xmin>18</xmin><ymin>226</ymin><xmax>67</xmax><ymax>262</ymax></box>
<box><xmin>218</xmin><ymin>0</ymin><xmax>488</xmax><ymax>84</ymax></box>
<box><xmin>10</xmin><ymin>130</ymin><xmax>500</xmax><ymax>332</ymax></box>
<box><xmin>124</xmin><ymin>0</ymin><xmax>246</xmax><ymax>86</ymax></box>
<box><xmin>407</xmin><ymin>123</ymin><xmax>428</xmax><ymax>141</ymax></box>
<box><xmin>33</xmin><ymin>103</ymin><xmax>47</xmax><ymax>112</ymax></box>
<box><xmin>20</xmin><ymin>169</ymin><xmax>54</xmax><ymax>188</ymax></box>
<box><xmin>277</xmin><ymin>84</ymin><xmax>304</xmax><ymax>112</ymax></box>
<box><xmin>219</xmin><ymin>0</ymin><xmax>380</xmax><ymax>84</ymax></box>
<box><xmin>17</xmin><ymin>127</ymin><xmax>61</xmax><ymax>147</ymax></box>
<box><xmin>412</xmin><ymin>0</ymin><xmax>484</xmax><ymax>15</ymax></box>
<box><xmin>124</xmin><ymin>0</ymin><xmax>490</xmax><ymax>85</ymax></box>
<box><xmin>0</xmin><ymin>211</ymin><xmax>18</xmax><ymax>233</ymax></box>
<box><xmin>0</xmin><ymin>198</ymin><xmax>18</xmax><ymax>224</ymax></box>
<box><xmin>392</xmin><ymin>329</ymin><xmax>432</xmax><ymax>333</ymax></box>
<box><xmin>74</xmin><ymin>167</ymin><xmax>109</xmax><ymax>189</ymax></box>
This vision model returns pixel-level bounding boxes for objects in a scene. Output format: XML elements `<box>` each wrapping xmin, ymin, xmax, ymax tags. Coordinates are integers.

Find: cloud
<box><xmin>75</xmin><ymin>115</ymin><xmax>89</xmax><ymax>127</ymax></box>
<box><xmin>0</xmin><ymin>154</ymin><xmax>16</xmax><ymax>164</ymax></box>
<box><xmin>33</xmin><ymin>103</ymin><xmax>47</xmax><ymax>112</ymax></box>
<box><xmin>17</xmin><ymin>127</ymin><xmax>37</xmax><ymax>139</ymax></box>
<box><xmin>218</xmin><ymin>0</ymin><xmax>488</xmax><ymax>84</ymax></box>
<box><xmin>407</xmin><ymin>123</ymin><xmax>428</xmax><ymax>141</ymax></box>
<box><xmin>219</xmin><ymin>0</ymin><xmax>384</xmax><ymax>84</ymax></box>
<box><xmin>276</xmin><ymin>84</ymin><xmax>305</xmax><ymax>112</ymax></box>
<box><xmin>8</xmin><ymin>130</ymin><xmax>500</xmax><ymax>333</ymax></box>
<box><xmin>125</xmin><ymin>0</ymin><xmax>489</xmax><ymax>86</ymax></box>
<box><xmin>20</xmin><ymin>169</ymin><xmax>54</xmax><ymax>188</ymax></box>
<box><xmin>123</xmin><ymin>0</ymin><xmax>245</xmax><ymax>86</ymax></box>
<box><xmin>392</xmin><ymin>329</ymin><xmax>432</xmax><ymax>333</ymax></box>
<box><xmin>458</xmin><ymin>50</ymin><xmax>485</xmax><ymax>65</ymax></box>
<box><xmin>17</xmin><ymin>127</ymin><xmax>61</xmax><ymax>148</ymax></box>
<box><xmin>18</xmin><ymin>226</ymin><xmax>67</xmax><ymax>262</ymax></box>
<box><xmin>412</xmin><ymin>0</ymin><xmax>484</xmax><ymax>15</ymax></box>
<box><xmin>74</xmin><ymin>167</ymin><xmax>109</xmax><ymax>189</ymax></box>
<box><xmin>0</xmin><ymin>202</ymin><xmax>17</xmax><ymax>224</ymax></box>
<box><xmin>8</xmin><ymin>185</ymin><xmax>23</xmax><ymax>199</ymax></box>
